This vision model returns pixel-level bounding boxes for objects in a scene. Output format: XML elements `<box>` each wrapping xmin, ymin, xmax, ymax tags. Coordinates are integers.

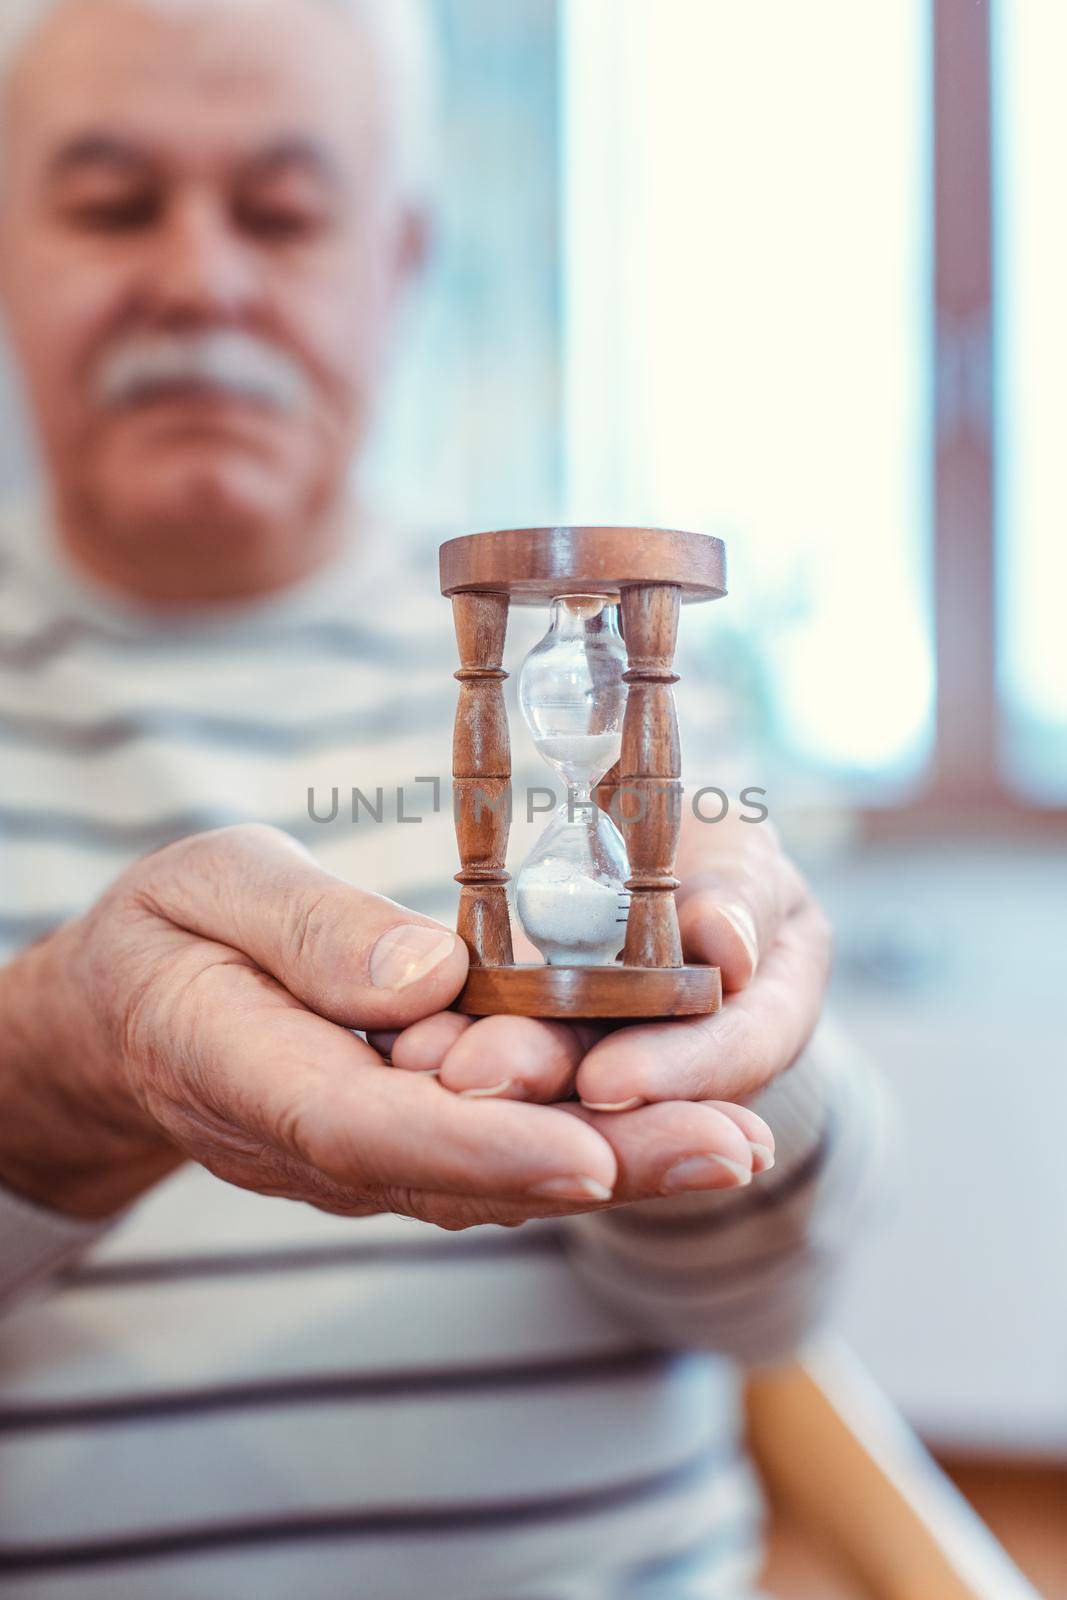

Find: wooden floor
<box><xmin>946</xmin><ymin>1461</ymin><xmax>1067</xmax><ymax>1600</ymax></box>
<box><xmin>759</xmin><ymin>1459</ymin><xmax>1067</xmax><ymax>1599</ymax></box>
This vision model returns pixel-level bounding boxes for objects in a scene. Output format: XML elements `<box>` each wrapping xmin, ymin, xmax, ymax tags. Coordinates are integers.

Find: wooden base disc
<box><xmin>456</xmin><ymin>964</ymin><xmax>722</xmax><ymax>1020</ymax></box>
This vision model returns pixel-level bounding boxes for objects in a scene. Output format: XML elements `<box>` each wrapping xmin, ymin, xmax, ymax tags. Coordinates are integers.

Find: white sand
<box><xmin>516</xmin><ymin>871</ymin><xmax>629</xmax><ymax>966</ymax></box>
<box><xmin>530</xmin><ymin>731</ymin><xmax>621</xmax><ymax>783</ymax></box>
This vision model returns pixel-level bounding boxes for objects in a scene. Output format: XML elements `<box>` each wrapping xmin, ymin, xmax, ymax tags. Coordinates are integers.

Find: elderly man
<box><xmin>0</xmin><ymin>2</ymin><xmax>881</xmax><ymax>1597</ymax></box>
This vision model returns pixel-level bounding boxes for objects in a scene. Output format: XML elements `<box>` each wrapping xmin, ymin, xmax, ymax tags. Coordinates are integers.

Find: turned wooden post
<box><xmin>451</xmin><ymin>592</ymin><xmax>514</xmax><ymax>967</ymax></box>
<box><xmin>618</xmin><ymin>584</ymin><xmax>684</xmax><ymax>968</ymax></box>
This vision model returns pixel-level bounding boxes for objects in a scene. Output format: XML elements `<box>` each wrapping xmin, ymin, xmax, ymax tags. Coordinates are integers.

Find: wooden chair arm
<box><xmin>744</xmin><ymin>1341</ymin><xmax>1041</xmax><ymax>1600</ymax></box>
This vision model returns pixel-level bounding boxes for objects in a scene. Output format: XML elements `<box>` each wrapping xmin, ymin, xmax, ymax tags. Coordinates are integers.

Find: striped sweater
<box><xmin>0</xmin><ymin>501</ymin><xmax>885</xmax><ymax>1599</ymax></box>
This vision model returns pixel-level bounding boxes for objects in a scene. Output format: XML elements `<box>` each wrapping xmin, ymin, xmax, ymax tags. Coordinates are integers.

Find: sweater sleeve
<box><xmin>0</xmin><ymin>1181</ymin><xmax>112</xmax><ymax>1313</ymax></box>
<box><xmin>561</xmin><ymin>1018</ymin><xmax>893</xmax><ymax>1365</ymax></box>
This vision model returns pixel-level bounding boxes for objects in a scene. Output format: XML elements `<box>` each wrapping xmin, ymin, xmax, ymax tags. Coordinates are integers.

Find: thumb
<box><xmin>676</xmin><ymin>849</ymin><xmax>808</xmax><ymax>993</ymax></box>
<box><xmin>133</xmin><ymin>824</ymin><xmax>469</xmax><ymax>1030</ymax></box>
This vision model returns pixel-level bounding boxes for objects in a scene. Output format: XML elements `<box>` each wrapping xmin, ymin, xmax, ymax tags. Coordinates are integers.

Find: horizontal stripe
<box><xmin>0</xmin><ymin>849</ymin><xmax>452</xmax><ymax>941</ymax></box>
<box><xmin>3</xmin><ymin>1208</ymin><xmax>639</xmax><ymax>1408</ymax></box>
<box><xmin>0</xmin><ymin>801</ymin><xmax>291</xmax><ymax>853</ymax></box>
<box><xmin>0</xmin><ymin>722</ymin><xmax>457</xmax><ymax>819</ymax></box>
<box><xmin>580</xmin><ymin>1241</ymin><xmax>836</xmax><ymax>1318</ymax></box>
<box><xmin>0</xmin><ymin>660</ymin><xmax>450</xmax><ymax>736</ymax></box>
<box><xmin>61</xmin><ymin>1223</ymin><xmax>566</xmax><ymax>1290</ymax></box>
<box><xmin>0</xmin><ymin>1348</ymin><xmax>674</xmax><ymax>1436</ymax></box>
<box><xmin>620</xmin><ymin>1514</ymin><xmax>761</xmax><ymax>1588</ymax></box>
<box><xmin>0</xmin><ymin>1444</ymin><xmax>725</xmax><ymax>1574</ymax></box>
<box><xmin>0</xmin><ymin>764</ymin><xmax>541</xmax><ymax>843</ymax></box>
<box><xmin>0</xmin><ymin>801</ymin><xmax>459</xmax><ymax>855</ymax></box>
<box><xmin>0</xmin><ymin>616</ymin><xmax>413</xmax><ymax>672</ymax></box>
<box><xmin>0</xmin><ymin>911</ymin><xmax>67</xmax><ymax>945</ymax></box>
<box><xmin>0</xmin><ymin>617</ymin><xmax>117</xmax><ymax>671</ymax></box>
<box><xmin>0</xmin><ymin>892</ymin><xmax>464</xmax><ymax>962</ymax></box>
<box><xmin>0</xmin><ymin>1350</ymin><xmax>731</xmax><ymax>1558</ymax></box>
<box><xmin>0</xmin><ymin>697</ymin><xmax>453</xmax><ymax>757</ymax></box>
<box><xmin>0</xmin><ymin>1460</ymin><xmax>756</xmax><ymax>1600</ymax></box>
<box><xmin>597</xmin><ymin>1239</ymin><xmax>826</xmax><ymax>1300</ymax></box>
<box><xmin>572</xmin><ymin>1235</ymin><xmax>841</xmax><ymax>1365</ymax></box>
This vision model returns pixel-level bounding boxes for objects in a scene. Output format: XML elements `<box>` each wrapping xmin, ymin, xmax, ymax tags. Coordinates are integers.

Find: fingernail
<box><xmin>661</xmin><ymin>1154</ymin><xmax>752</xmax><ymax>1194</ymax></box>
<box><xmin>719</xmin><ymin>904</ymin><xmax>760</xmax><ymax>976</ymax></box>
<box><xmin>459</xmin><ymin>1079</ymin><xmax>513</xmax><ymax>1099</ymax></box>
<box><xmin>580</xmin><ymin>1096</ymin><xmax>644</xmax><ymax>1113</ymax></box>
<box><xmin>370</xmin><ymin>926</ymin><xmax>458</xmax><ymax>990</ymax></box>
<box><xmin>529</xmin><ymin>1175</ymin><xmax>614</xmax><ymax>1202</ymax></box>
<box><xmin>748</xmin><ymin>1141</ymin><xmax>775</xmax><ymax>1173</ymax></box>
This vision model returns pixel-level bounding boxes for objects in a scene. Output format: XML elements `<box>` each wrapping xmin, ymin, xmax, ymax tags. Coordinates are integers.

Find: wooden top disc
<box><xmin>439</xmin><ymin>526</ymin><xmax>727</xmax><ymax>605</ymax></box>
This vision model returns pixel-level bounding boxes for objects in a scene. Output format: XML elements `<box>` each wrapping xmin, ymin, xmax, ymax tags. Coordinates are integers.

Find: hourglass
<box><xmin>440</xmin><ymin>526</ymin><xmax>727</xmax><ymax>1020</ymax></box>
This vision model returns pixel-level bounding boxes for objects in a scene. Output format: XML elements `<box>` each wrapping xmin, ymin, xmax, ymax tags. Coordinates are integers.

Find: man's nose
<box><xmin>148</xmin><ymin>195</ymin><xmax>261</xmax><ymax>324</ymax></box>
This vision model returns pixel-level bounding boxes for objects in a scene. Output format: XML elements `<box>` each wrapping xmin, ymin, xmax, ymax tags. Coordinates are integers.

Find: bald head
<box><xmin>0</xmin><ymin>0</ymin><xmax>434</xmax><ymax>604</ymax></box>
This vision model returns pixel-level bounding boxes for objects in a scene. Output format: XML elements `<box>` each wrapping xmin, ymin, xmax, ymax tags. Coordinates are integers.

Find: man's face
<box><xmin>0</xmin><ymin>0</ymin><xmax>419</xmax><ymax>583</ymax></box>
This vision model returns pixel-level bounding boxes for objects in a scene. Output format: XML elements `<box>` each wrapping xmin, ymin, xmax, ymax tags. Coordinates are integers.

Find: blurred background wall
<box><xmin>1</xmin><ymin>0</ymin><xmax>1064</xmax><ymax>1457</ymax></box>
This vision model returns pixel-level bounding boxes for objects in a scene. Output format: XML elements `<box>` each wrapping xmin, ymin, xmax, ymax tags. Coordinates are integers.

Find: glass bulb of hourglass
<box><xmin>515</xmin><ymin>595</ymin><xmax>631</xmax><ymax>966</ymax></box>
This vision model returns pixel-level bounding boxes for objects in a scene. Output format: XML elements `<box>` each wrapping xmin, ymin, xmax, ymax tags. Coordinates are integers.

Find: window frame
<box><xmin>866</xmin><ymin>0</ymin><xmax>1067</xmax><ymax>841</ymax></box>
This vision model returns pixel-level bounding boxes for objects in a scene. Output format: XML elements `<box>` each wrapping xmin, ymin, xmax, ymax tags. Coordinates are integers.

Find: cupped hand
<box><xmin>1</xmin><ymin>824</ymin><xmax>772</xmax><ymax>1230</ymax></box>
<box><xmin>374</xmin><ymin>812</ymin><xmax>829</xmax><ymax>1145</ymax></box>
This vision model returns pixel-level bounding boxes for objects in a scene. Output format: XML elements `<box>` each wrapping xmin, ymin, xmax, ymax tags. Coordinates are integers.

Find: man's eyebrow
<box><xmin>46</xmin><ymin>134</ymin><xmax>156</xmax><ymax>180</ymax></box>
<box><xmin>239</xmin><ymin>138</ymin><xmax>344</xmax><ymax>186</ymax></box>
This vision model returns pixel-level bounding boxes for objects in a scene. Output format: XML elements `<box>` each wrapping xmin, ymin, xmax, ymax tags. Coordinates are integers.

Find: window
<box><xmin>370</xmin><ymin>0</ymin><xmax>1064</xmax><ymax>827</ymax></box>
<box><xmin>561</xmin><ymin>0</ymin><xmax>933</xmax><ymax>799</ymax></box>
<box><xmin>368</xmin><ymin>0</ymin><xmax>563</xmax><ymax>536</ymax></box>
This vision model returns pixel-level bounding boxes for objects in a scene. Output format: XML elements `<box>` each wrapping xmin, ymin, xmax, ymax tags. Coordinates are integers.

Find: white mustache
<box><xmin>95</xmin><ymin>330</ymin><xmax>312</xmax><ymax>413</ymax></box>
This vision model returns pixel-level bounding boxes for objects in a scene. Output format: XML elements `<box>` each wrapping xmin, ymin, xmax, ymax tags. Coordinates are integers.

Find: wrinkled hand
<box><xmin>0</xmin><ymin>824</ymin><xmax>773</xmax><ymax>1229</ymax></box>
<box><xmin>374</xmin><ymin>814</ymin><xmax>830</xmax><ymax>1174</ymax></box>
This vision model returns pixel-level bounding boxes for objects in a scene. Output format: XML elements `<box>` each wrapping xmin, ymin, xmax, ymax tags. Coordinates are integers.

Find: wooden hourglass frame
<box><xmin>440</xmin><ymin>526</ymin><xmax>727</xmax><ymax>1020</ymax></box>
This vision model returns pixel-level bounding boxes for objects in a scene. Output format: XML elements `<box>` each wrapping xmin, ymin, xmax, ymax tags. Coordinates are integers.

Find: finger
<box><xmin>461</xmin><ymin>1099</ymin><xmax>769</xmax><ymax>1221</ymax></box>
<box><xmin>566</xmin><ymin>1099</ymin><xmax>766</xmax><ymax>1196</ymax></box>
<box><xmin>676</xmin><ymin>846</ymin><xmax>808</xmax><ymax>991</ymax></box>
<box><xmin>393</xmin><ymin>1098</ymin><xmax>775</xmax><ymax>1227</ymax></box>
<box><xmin>575</xmin><ymin>897</ymin><xmax>832</xmax><ymax>1107</ymax></box>
<box><xmin>700</xmin><ymin>1100</ymin><xmax>777</xmax><ymax>1172</ymax></box>
<box><xmin>376</xmin><ymin>1011</ymin><xmax>473</xmax><ymax>1073</ymax></box>
<box><xmin>175</xmin><ymin>956</ymin><xmax>619</xmax><ymax>1203</ymax></box>
<box><xmin>136</xmin><ymin>824</ymin><xmax>469</xmax><ymax>1030</ymax></box>
<box><xmin>434</xmin><ymin>1014</ymin><xmax>599</xmax><ymax>1102</ymax></box>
